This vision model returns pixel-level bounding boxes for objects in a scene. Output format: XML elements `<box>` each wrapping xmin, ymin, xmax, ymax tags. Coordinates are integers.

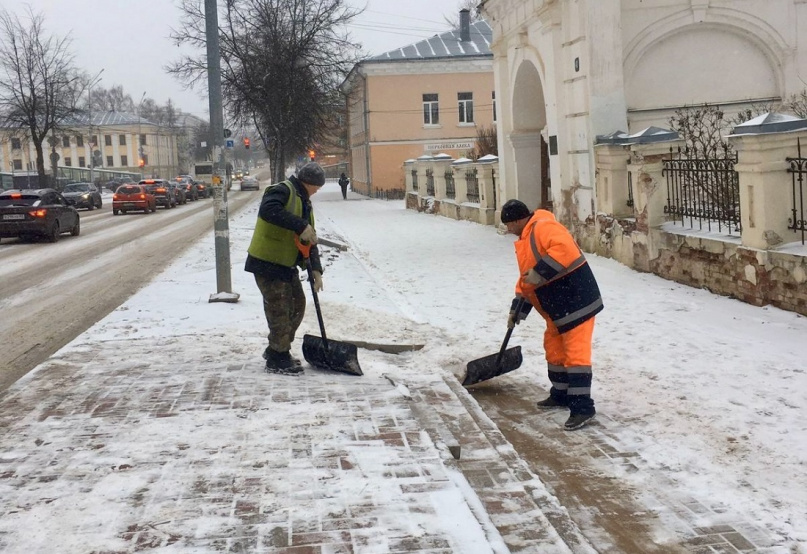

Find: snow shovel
<box><xmin>462</xmin><ymin>298</ymin><xmax>526</xmax><ymax>386</ymax></box>
<box><xmin>296</xmin><ymin>238</ymin><xmax>362</xmax><ymax>376</ymax></box>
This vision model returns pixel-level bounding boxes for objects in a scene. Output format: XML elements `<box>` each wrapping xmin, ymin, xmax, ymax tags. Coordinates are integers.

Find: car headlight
<box><xmin>82</xmin><ymin>194</ymin><xmax>90</xmax><ymax>199</ymax></box>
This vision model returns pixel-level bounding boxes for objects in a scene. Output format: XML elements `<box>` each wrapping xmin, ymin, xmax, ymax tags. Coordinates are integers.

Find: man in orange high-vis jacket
<box><xmin>501</xmin><ymin>199</ymin><xmax>604</xmax><ymax>430</ymax></box>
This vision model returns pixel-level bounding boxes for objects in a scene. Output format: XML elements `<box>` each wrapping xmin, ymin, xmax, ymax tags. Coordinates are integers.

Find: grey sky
<box><xmin>1</xmin><ymin>0</ymin><xmax>466</xmax><ymax>121</ymax></box>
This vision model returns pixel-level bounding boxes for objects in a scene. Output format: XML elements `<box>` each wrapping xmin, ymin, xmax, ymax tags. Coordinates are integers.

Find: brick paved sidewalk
<box><xmin>0</xmin><ymin>336</ymin><xmax>587</xmax><ymax>553</ymax></box>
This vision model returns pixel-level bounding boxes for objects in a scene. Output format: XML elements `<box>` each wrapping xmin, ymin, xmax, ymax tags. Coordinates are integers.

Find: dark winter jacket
<box><xmin>244</xmin><ymin>175</ymin><xmax>323</xmax><ymax>281</ymax></box>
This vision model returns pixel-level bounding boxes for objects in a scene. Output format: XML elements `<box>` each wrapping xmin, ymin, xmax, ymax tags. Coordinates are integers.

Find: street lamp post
<box><xmin>87</xmin><ymin>69</ymin><xmax>104</xmax><ymax>188</ymax></box>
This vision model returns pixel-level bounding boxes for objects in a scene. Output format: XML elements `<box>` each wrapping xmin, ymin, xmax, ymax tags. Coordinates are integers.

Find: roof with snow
<box><xmin>368</xmin><ymin>20</ymin><xmax>492</xmax><ymax>62</ymax></box>
<box><xmin>730</xmin><ymin>112</ymin><xmax>807</xmax><ymax>135</ymax></box>
<box><xmin>66</xmin><ymin>111</ymin><xmax>156</xmax><ymax>127</ymax></box>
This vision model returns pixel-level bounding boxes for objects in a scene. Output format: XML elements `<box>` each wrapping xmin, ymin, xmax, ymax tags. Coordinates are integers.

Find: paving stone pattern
<box><xmin>0</xmin><ymin>340</ymin><xmax>495</xmax><ymax>553</ymax></box>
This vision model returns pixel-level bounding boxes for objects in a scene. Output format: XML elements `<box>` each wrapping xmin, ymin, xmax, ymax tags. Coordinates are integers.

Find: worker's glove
<box><xmin>523</xmin><ymin>268</ymin><xmax>546</xmax><ymax>286</ymax></box>
<box><xmin>312</xmin><ymin>271</ymin><xmax>323</xmax><ymax>293</ymax></box>
<box><xmin>508</xmin><ymin>296</ymin><xmax>531</xmax><ymax>328</ymax></box>
<box><xmin>299</xmin><ymin>224</ymin><xmax>318</xmax><ymax>244</ymax></box>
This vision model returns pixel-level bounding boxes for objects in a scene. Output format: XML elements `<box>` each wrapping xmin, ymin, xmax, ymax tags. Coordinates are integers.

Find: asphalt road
<box><xmin>0</xmin><ymin>185</ymin><xmax>261</xmax><ymax>393</ymax></box>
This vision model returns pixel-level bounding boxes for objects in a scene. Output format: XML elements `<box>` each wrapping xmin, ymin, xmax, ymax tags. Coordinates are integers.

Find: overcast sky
<box><xmin>0</xmin><ymin>0</ymin><xmax>467</xmax><ymax>121</ymax></box>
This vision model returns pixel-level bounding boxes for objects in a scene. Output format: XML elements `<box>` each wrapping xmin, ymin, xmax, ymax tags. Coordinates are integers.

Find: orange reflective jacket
<box><xmin>514</xmin><ymin>210</ymin><xmax>603</xmax><ymax>333</ymax></box>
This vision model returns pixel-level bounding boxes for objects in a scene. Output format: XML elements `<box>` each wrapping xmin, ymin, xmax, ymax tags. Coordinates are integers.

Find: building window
<box><xmin>12</xmin><ymin>159</ymin><xmax>22</xmax><ymax>170</ymax></box>
<box><xmin>458</xmin><ymin>92</ymin><xmax>474</xmax><ymax>124</ymax></box>
<box><xmin>140</xmin><ymin>134</ymin><xmax>147</xmax><ymax>145</ymax></box>
<box><xmin>492</xmin><ymin>91</ymin><xmax>496</xmax><ymax>122</ymax></box>
<box><xmin>76</xmin><ymin>135</ymin><xmax>84</xmax><ymax>147</ymax></box>
<box><xmin>79</xmin><ymin>156</ymin><xmax>86</xmax><ymax>167</ymax></box>
<box><xmin>423</xmin><ymin>93</ymin><xmax>439</xmax><ymax>125</ymax></box>
<box><xmin>62</xmin><ymin>136</ymin><xmax>70</xmax><ymax>147</ymax></box>
<box><xmin>104</xmin><ymin>135</ymin><xmax>112</xmax><ymax>146</ymax></box>
<box><xmin>119</xmin><ymin>134</ymin><xmax>126</xmax><ymax>145</ymax></box>
<box><xmin>91</xmin><ymin>136</ymin><xmax>98</xmax><ymax>146</ymax></box>
<box><xmin>106</xmin><ymin>155</ymin><xmax>114</xmax><ymax>167</ymax></box>
<box><xmin>65</xmin><ymin>157</ymin><xmax>72</xmax><ymax>167</ymax></box>
<box><xmin>11</xmin><ymin>138</ymin><xmax>21</xmax><ymax>150</ymax></box>
<box><xmin>121</xmin><ymin>155</ymin><xmax>128</xmax><ymax>167</ymax></box>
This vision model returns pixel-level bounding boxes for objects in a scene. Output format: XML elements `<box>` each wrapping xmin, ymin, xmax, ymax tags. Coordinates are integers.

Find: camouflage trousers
<box><xmin>254</xmin><ymin>274</ymin><xmax>306</xmax><ymax>352</ymax></box>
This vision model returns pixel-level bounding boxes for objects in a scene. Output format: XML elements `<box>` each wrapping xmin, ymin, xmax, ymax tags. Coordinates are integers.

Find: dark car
<box><xmin>61</xmin><ymin>182</ymin><xmax>102</xmax><ymax>210</ymax></box>
<box><xmin>0</xmin><ymin>188</ymin><xmax>80</xmax><ymax>243</ymax></box>
<box><xmin>140</xmin><ymin>179</ymin><xmax>176</xmax><ymax>209</ymax></box>
<box><xmin>112</xmin><ymin>184</ymin><xmax>156</xmax><ymax>214</ymax></box>
<box><xmin>174</xmin><ymin>177</ymin><xmax>198</xmax><ymax>201</ymax></box>
<box><xmin>167</xmin><ymin>182</ymin><xmax>186</xmax><ymax>205</ymax></box>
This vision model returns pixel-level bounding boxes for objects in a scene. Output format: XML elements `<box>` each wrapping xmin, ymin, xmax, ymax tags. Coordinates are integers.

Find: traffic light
<box><xmin>308</xmin><ymin>149</ymin><xmax>315</xmax><ymax>161</ymax></box>
<box><xmin>243</xmin><ymin>137</ymin><xmax>250</xmax><ymax>149</ymax></box>
<box><xmin>138</xmin><ymin>158</ymin><xmax>145</xmax><ymax>168</ymax></box>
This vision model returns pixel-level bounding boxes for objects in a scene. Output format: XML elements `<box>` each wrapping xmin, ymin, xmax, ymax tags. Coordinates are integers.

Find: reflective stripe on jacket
<box><xmin>247</xmin><ymin>180</ymin><xmax>314</xmax><ymax>268</ymax></box>
<box><xmin>514</xmin><ymin>210</ymin><xmax>603</xmax><ymax>333</ymax></box>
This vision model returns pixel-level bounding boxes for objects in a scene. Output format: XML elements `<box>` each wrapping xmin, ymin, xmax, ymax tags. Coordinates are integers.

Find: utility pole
<box><xmin>205</xmin><ymin>0</ymin><xmax>238</xmax><ymax>303</ymax></box>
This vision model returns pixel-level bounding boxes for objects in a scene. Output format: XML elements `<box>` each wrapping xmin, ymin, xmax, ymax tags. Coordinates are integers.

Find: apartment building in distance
<box><xmin>0</xmin><ymin>111</ymin><xmax>181</xmax><ymax>180</ymax></box>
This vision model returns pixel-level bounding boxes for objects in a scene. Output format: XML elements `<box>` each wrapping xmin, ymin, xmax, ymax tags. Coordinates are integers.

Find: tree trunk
<box><xmin>34</xmin><ymin>139</ymin><xmax>46</xmax><ymax>186</ymax></box>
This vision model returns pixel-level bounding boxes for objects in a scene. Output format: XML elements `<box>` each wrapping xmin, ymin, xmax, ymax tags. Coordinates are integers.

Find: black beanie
<box><xmin>500</xmin><ymin>199</ymin><xmax>532</xmax><ymax>223</ymax></box>
<box><xmin>297</xmin><ymin>162</ymin><xmax>325</xmax><ymax>187</ymax></box>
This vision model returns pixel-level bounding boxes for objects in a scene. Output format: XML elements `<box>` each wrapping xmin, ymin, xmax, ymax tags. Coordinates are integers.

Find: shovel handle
<box><xmin>296</xmin><ymin>238</ymin><xmax>331</xmax><ymax>359</ymax></box>
<box><xmin>495</xmin><ymin>296</ymin><xmax>527</xmax><ymax>367</ymax></box>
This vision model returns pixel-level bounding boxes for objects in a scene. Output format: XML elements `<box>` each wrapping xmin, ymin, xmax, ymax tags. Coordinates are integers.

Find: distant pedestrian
<box><xmin>501</xmin><ymin>199</ymin><xmax>603</xmax><ymax>430</ymax></box>
<box><xmin>245</xmin><ymin>162</ymin><xmax>326</xmax><ymax>376</ymax></box>
<box><xmin>338</xmin><ymin>172</ymin><xmax>350</xmax><ymax>200</ymax></box>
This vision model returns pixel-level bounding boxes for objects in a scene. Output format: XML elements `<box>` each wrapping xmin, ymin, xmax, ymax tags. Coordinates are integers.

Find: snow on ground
<box><xmin>37</xmin><ymin>179</ymin><xmax>807</xmax><ymax>550</ymax></box>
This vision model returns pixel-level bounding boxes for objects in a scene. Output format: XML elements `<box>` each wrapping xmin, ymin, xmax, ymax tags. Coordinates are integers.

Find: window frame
<box><xmin>119</xmin><ymin>134</ymin><xmax>127</xmax><ymax>146</ymax></box>
<box><xmin>120</xmin><ymin>155</ymin><xmax>128</xmax><ymax>167</ymax></box>
<box><xmin>78</xmin><ymin>156</ymin><xmax>86</xmax><ymax>168</ymax></box>
<box><xmin>11</xmin><ymin>138</ymin><xmax>22</xmax><ymax>150</ymax></box>
<box><xmin>423</xmin><ymin>93</ymin><xmax>440</xmax><ymax>126</ymax></box>
<box><xmin>106</xmin><ymin>155</ymin><xmax>114</xmax><ymax>167</ymax></box>
<box><xmin>458</xmin><ymin>92</ymin><xmax>474</xmax><ymax>124</ymax></box>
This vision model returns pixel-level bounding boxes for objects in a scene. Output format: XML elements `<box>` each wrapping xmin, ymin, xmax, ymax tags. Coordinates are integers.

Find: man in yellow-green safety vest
<box><xmin>245</xmin><ymin>162</ymin><xmax>325</xmax><ymax>375</ymax></box>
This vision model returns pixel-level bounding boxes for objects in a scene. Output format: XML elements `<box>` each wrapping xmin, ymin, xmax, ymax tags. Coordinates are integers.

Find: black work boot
<box><xmin>265</xmin><ymin>349</ymin><xmax>303</xmax><ymax>376</ymax></box>
<box><xmin>564</xmin><ymin>412</ymin><xmax>595</xmax><ymax>431</ymax></box>
<box><xmin>536</xmin><ymin>396</ymin><xmax>567</xmax><ymax>409</ymax></box>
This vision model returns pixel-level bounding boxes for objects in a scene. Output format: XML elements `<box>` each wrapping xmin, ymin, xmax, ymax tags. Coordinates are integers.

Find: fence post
<box><xmin>476</xmin><ymin>156</ymin><xmax>498</xmax><ymax>225</ymax></box>
<box><xmin>404</xmin><ymin>159</ymin><xmax>415</xmax><ymax>193</ymax></box>
<box><xmin>416</xmin><ymin>154</ymin><xmax>433</xmax><ymax>199</ymax></box>
<box><xmin>594</xmin><ymin>144</ymin><xmax>631</xmax><ymax>217</ymax></box>
<box><xmin>730</xmin><ymin>130</ymin><xmax>807</xmax><ymax>249</ymax></box>
<box><xmin>629</xmin><ymin>140</ymin><xmax>684</xmax><ymax>230</ymax></box>
<box><xmin>452</xmin><ymin>157</ymin><xmax>472</xmax><ymax>203</ymax></box>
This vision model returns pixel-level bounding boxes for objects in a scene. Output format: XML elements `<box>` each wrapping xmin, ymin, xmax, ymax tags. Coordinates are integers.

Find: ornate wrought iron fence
<box><xmin>786</xmin><ymin>138</ymin><xmax>807</xmax><ymax>245</ymax></box>
<box><xmin>425</xmin><ymin>168</ymin><xmax>434</xmax><ymax>196</ymax></box>
<box><xmin>466</xmin><ymin>168</ymin><xmax>479</xmax><ymax>203</ymax></box>
<box><xmin>411</xmin><ymin>169</ymin><xmax>418</xmax><ymax>191</ymax></box>
<box><xmin>444</xmin><ymin>168</ymin><xmax>455</xmax><ymax>199</ymax></box>
<box><xmin>662</xmin><ymin>146</ymin><xmax>741</xmax><ymax>235</ymax></box>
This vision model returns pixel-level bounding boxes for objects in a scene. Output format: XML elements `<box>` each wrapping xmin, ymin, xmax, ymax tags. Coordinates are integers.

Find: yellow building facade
<box><xmin>341</xmin><ymin>14</ymin><xmax>494</xmax><ymax>197</ymax></box>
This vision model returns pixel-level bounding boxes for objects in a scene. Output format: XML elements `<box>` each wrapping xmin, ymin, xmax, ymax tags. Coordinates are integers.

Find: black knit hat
<box><xmin>297</xmin><ymin>162</ymin><xmax>325</xmax><ymax>187</ymax></box>
<box><xmin>500</xmin><ymin>199</ymin><xmax>532</xmax><ymax>223</ymax></box>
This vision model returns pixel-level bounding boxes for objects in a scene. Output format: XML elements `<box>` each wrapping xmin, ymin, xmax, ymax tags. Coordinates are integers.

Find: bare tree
<box><xmin>168</xmin><ymin>0</ymin><xmax>363</xmax><ymax>182</ymax></box>
<box><xmin>472</xmin><ymin>125</ymin><xmax>497</xmax><ymax>160</ymax></box>
<box><xmin>443</xmin><ymin>0</ymin><xmax>480</xmax><ymax>28</ymax></box>
<box><xmin>0</xmin><ymin>8</ymin><xmax>82</xmax><ymax>184</ymax></box>
<box><xmin>783</xmin><ymin>90</ymin><xmax>807</xmax><ymax>119</ymax></box>
<box><xmin>88</xmin><ymin>84</ymin><xmax>136</xmax><ymax>113</ymax></box>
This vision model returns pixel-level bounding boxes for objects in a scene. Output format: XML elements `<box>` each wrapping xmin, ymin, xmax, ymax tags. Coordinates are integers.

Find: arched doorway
<box><xmin>510</xmin><ymin>60</ymin><xmax>551</xmax><ymax>211</ymax></box>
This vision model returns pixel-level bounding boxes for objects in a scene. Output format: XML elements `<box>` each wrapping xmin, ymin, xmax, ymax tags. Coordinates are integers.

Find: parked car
<box><xmin>140</xmin><ymin>179</ymin><xmax>176</xmax><ymax>209</ymax></box>
<box><xmin>112</xmin><ymin>184</ymin><xmax>156</xmax><ymax>214</ymax></box>
<box><xmin>61</xmin><ymin>182</ymin><xmax>102</xmax><ymax>210</ymax></box>
<box><xmin>0</xmin><ymin>188</ymin><xmax>80</xmax><ymax>243</ymax></box>
<box><xmin>240</xmin><ymin>176</ymin><xmax>260</xmax><ymax>191</ymax></box>
<box><xmin>167</xmin><ymin>182</ymin><xmax>187</xmax><ymax>205</ymax></box>
<box><xmin>174</xmin><ymin>177</ymin><xmax>199</xmax><ymax>201</ymax></box>
<box><xmin>196</xmin><ymin>181</ymin><xmax>210</xmax><ymax>199</ymax></box>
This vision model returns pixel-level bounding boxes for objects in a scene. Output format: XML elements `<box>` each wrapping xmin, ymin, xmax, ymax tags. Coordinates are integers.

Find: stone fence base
<box><xmin>578</xmin><ymin>216</ymin><xmax>807</xmax><ymax>316</ymax></box>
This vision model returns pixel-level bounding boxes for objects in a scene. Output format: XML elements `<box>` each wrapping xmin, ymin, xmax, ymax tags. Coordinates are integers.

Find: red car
<box><xmin>112</xmin><ymin>184</ymin><xmax>156</xmax><ymax>215</ymax></box>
